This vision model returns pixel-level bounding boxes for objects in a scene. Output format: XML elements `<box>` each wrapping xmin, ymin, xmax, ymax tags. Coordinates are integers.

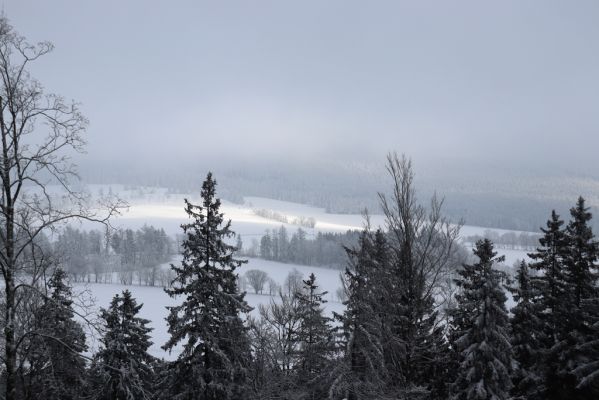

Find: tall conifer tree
<box><xmin>527</xmin><ymin>210</ymin><xmax>570</xmax><ymax>398</ymax></box>
<box><xmin>90</xmin><ymin>290</ymin><xmax>156</xmax><ymax>400</ymax></box>
<box><xmin>294</xmin><ymin>273</ymin><xmax>334</xmax><ymax>399</ymax></box>
<box><xmin>162</xmin><ymin>173</ymin><xmax>251</xmax><ymax>400</ymax></box>
<box><xmin>561</xmin><ymin>197</ymin><xmax>599</xmax><ymax>398</ymax></box>
<box><xmin>333</xmin><ymin>229</ymin><xmax>388</xmax><ymax>400</ymax></box>
<box><xmin>509</xmin><ymin>261</ymin><xmax>543</xmax><ymax>400</ymax></box>
<box><xmin>28</xmin><ymin>268</ymin><xmax>87</xmax><ymax>400</ymax></box>
<box><xmin>450</xmin><ymin>240</ymin><xmax>512</xmax><ymax>400</ymax></box>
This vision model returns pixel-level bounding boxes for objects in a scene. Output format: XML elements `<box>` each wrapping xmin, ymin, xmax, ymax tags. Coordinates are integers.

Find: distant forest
<box><xmin>242</xmin><ymin>227</ymin><xmax>362</xmax><ymax>268</ymax></box>
<box><xmin>79</xmin><ymin>159</ymin><xmax>599</xmax><ymax>232</ymax></box>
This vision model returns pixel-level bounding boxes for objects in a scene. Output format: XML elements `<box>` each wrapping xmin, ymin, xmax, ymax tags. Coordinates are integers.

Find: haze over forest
<box><xmin>6</xmin><ymin>0</ymin><xmax>599</xmax><ymax>229</ymax></box>
<box><xmin>3</xmin><ymin>2</ymin><xmax>599</xmax><ymax>400</ymax></box>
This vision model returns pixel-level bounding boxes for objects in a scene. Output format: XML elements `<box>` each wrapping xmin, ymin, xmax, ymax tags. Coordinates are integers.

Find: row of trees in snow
<box><xmin>256</xmin><ymin>226</ymin><xmax>360</xmax><ymax>267</ymax></box>
<box><xmin>56</xmin><ymin>225</ymin><xmax>174</xmax><ymax>286</ymax></box>
<box><xmin>463</xmin><ymin>229</ymin><xmax>541</xmax><ymax>250</ymax></box>
<box><xmin>252</xmin><ymin>208</ymin><xmax>317</xmax><ymax>228</ymax></box>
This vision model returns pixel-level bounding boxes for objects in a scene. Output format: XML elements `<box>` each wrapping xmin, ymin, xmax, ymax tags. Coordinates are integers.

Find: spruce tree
<box><xmin>28</xmin><ymin>268</ymin><xmax>87</xmax><ymax>400</ymax></box>
<box><xmin>560</xmin><ymin>197</ymin><xmax>599</xmax><ymax>398</ymax></box>
<box><xmin>527</xmin><ymin>210</ymin><xmax>570</xmax><ymax>398</ymax></box>
<box><xmin>450</xmin><ymin>239</ymin><xmax>512</xmax><ymax>400</ymax></box>
<box><xmin>294</xmin><ymin>273</ymin><xmax>334</xmax><ymax>399</ymax></box>
<box><xmin>333</xmin><ymin>229</ymin><xmax>388</xmax><ymax>400</ymax></box>
<box><xmin>162</xmin><ymin>173</ymin><xmax>252</xmax><ymax>400</ymax></box>
<box><xmin>564</xmin><ymin>197</ymin><xmax>598</xmax><ymax>310</ymax></box>
<box><xmin>509</xmin><ymin>260</ymin><xmax>543</xmax><ymax>400</ymax></box>
<box><xmin>90</xmin><ymin>290</ymin><xmax>156</xmax><ymax>400</ymax></box>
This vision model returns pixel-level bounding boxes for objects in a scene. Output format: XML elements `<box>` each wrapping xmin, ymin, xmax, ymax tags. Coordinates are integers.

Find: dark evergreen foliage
<box><xmin>526</xmin><ymin>200</ymin><xmax>599</xmax><ymax>399</ymax></box>
<box><xmin>526</xmin><ymin>210</ymin><xmax>570</xmax><ymax>399</ymax></box>
<box><xmin>89</xmin><ymin>290</ymin><xmax>156</xmax><ymax>400</ymax></box>
<box><xmin>258</xmin><ymin>227</ymin><xmax>361</xmax><ymax>268</ymax></box>
<box><xmin>560</xmin><ymin>198</ymin><xmax>599</xmax><ymax>398</ymax></box>
<box><xmin>450</xmin><ymin>240</ymin><xmax>513</xmax><ymax>400</ymax></box>
<box><xmin>27</xmin><ymin>268</ymin><xmax>88</xmax><ymax>400</ymax></box>
<box><xmin>332</xmin><ymin>229</ymin><xmax>390</xmax><ymax>400</ymax></box>
<box><xmin>7</xmin><ymin>171</ymin><xmax>599</xmax><ymax>400</ymax></box>
<box><xmin>162</xmin><ymin>173</ymin><xmax>252</xmax><ymax>400</ymax></box>
<box><xmin>509</xmin><ymin>261</ymin><xmax>543</xmax><ymax>400</ymax></box>
<box><xmin>294</xmin><ymin>273</ymin><xmax>334</xmax><ymax>399</ymax></box>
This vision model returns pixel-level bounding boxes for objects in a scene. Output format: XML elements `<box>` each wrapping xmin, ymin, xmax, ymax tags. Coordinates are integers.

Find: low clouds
<box><xmin>7</xmin><ymin>0</ymin><xmax>599</xmax><ymax>173</ymax></box>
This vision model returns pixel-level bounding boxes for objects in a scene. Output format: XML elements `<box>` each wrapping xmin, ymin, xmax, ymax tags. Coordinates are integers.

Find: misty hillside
<box><xmin>80</xmin><ymin>158</ymin><xmax>599</xmax><ymax>232</ymax></box>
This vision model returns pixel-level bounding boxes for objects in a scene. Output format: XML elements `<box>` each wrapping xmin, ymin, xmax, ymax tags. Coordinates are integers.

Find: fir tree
<box><xmin>333</xmin><ymin>229</ymin><xmax>388</xmax><ymax>400</ymax></box>
<box><xmin>90</xmin><ymin>290</ymin><xmax>156</xmax><ymax>400</ymax></box>
<box><xmin>560</xmin><ymin>197</ymin><xmax>599</xmax><ymax>398</ymax></box>
<box><xmin>294</xmin><ymin>273</ymin><xmax>334</xmax><ymax>400</ymax></box>
<box><xmin>509</xmin><ymin>260</ymin><xmax>543</xmax><ymax>400</ymax></box>
<box><xmin>564</xmin><ymin>197</ymin><xmax>598</xmax><ymax>311</ymax></box>
<box><xmin>27</xmin><ymin>268</ymin><xmax>87</xmax><ymax>400</ymax></box>
<box><xmin>528</xmin><ymin>210</ymin><xmax>570</xmax><ymax>336</ymax></box>
<box><xmin>162</xmin><ymin>173</ymin><xmax>252</xmax><ymax>400</ymax></box>
<box><xmin>450</xmin><ymin>239</ymin><xmax>512</xmax><ymax>400</ymax></box>
<box><xmin>527</xmin><ymin>210</ymin><xmax>570</xmax><ymax>398</ymax></box>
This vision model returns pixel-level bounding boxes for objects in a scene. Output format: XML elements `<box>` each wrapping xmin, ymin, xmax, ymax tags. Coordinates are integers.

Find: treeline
<box><xmin>463</xmin><ymin>229</ymin><xmax>541</xmax><ymax>250</ymax></box>
<box><xmin>56</xmin><ymin>225</ymin><xmax>174</xmax><ymax>286</ymax></box>
<box><xmin>252</xmin><ymin>208</ymin><xmax>317</xmax><ymax>228</ymax></box>
<box><xmin>256</xmin><ymin>226</ymin><xmax>360</xmax><ymax>267</ymax></box>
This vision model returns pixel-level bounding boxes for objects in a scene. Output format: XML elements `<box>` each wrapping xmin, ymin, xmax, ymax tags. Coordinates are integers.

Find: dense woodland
<box><xmin>6</xmin><ymin>163</ymin><xmax>599</xmax><ymax>400</ymax></box>
<box><xmin>252</xmin><ymin>227</ymin><xmax>361</xmax><ymax>268</ymax></box>
<box><xmin>55</xmin><ymin>226</ymin><xmax>174</xmax><ymax>286</ymax></box>
<box><xmin>1</xmin><ymin>16</ymin><xmax>599</xmax><ymax>400</ymax></box>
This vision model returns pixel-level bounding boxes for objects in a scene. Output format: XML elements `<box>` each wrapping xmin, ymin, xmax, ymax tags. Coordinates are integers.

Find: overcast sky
<box><xmin>5</xmin><ymin>1</ymin><xmax>599</xmax><ymax>174</ymax></box>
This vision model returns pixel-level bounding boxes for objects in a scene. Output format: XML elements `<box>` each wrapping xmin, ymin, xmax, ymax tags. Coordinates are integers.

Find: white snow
<box><xmin>69</xmin><ymin>184</ymin><xmax>533</xmax><ymax>360</ymax></box>
<box><xmin>76</xmin><ymin>258</ymin><xmax>345</xmax><ymax>361</ymax></box>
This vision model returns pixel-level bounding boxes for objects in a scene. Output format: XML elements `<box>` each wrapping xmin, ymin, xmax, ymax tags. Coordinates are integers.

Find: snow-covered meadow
<box><xmin>73</xmin><ymin>184</ymin><xmax>531</xmax><ymax>359</ymax></box>
<box><xmin>76</xmin><ymin>258</ymin><xmax>346</xmax><ymax>360</ymax></box>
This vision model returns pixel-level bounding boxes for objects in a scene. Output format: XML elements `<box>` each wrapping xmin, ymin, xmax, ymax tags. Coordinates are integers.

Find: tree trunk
<box><xmin>5</xmin><ymin>270</ymin><xmax>16</xmax><ymax>400</ymax></box>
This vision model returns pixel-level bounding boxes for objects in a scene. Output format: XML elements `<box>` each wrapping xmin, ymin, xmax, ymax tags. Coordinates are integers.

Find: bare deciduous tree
<box><xmin>0</xmin><ymin>18</ymin><xmax>124</xmax><ymax>400</ymax></box>
<box><xmin>378</xmin><ymin>152</ymin><xmax>462</xmax><ymax>388</ymax></box>
<box><xmin>284</xmin><ymin>268</ymin><xmax>304</xmax><ymax>296</ymax></box>
<box><xmin>245</xmin><ymin>269</ymin><xmax>269</xmax><ymax>294</ymax></box>
<box><xmin>378</xmin><ymin>152</ymin><xmax>462</xmax><ymax>307</ymax></box>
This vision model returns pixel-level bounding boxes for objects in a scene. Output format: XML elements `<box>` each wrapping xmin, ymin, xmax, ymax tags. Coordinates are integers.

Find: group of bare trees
<box><xmin>241</xmin><ymin>268</ymin><xmax>309</xmax><ymax>298</ymax></box>
<box><xmin>56</xmin><ymin>225</ymin><xmax>174</xmax><ymax>287</ymax></box>
<box><xmin>243</xmin><ymin>269</ymin><xmax>270</xmax><ymax>294</ymax></box>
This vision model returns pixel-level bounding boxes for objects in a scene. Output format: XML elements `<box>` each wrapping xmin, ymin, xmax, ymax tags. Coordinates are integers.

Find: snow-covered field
<box><xmin>71</xmin><ymin>184</ymin><xmax>531</xmax><ymax>359</ymax></box>
<box><xmin>75</xmin><ymin>258</ymin><xmax>345</xmax><ymax>360</ymax></box>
